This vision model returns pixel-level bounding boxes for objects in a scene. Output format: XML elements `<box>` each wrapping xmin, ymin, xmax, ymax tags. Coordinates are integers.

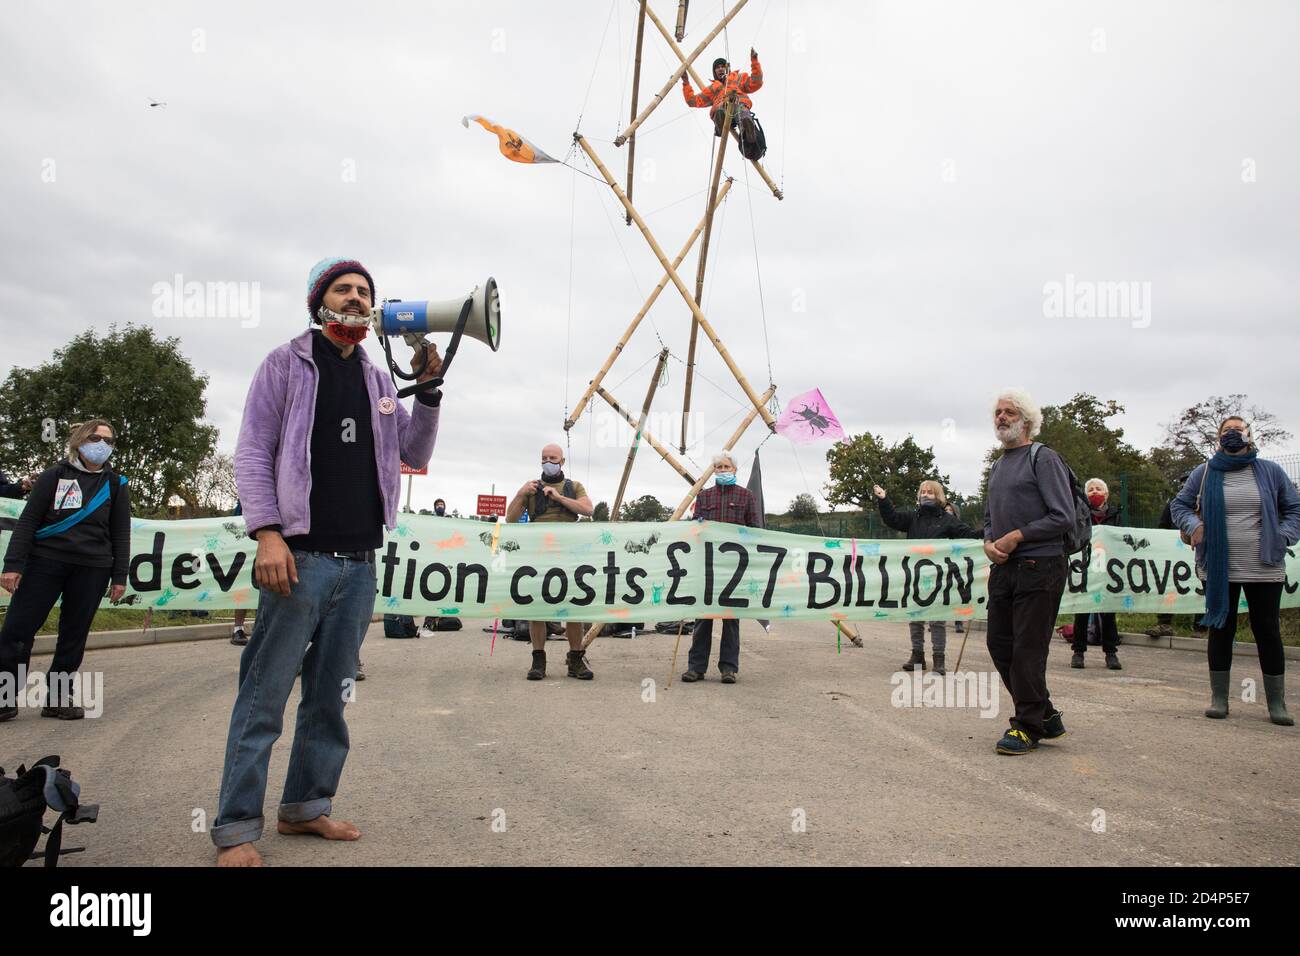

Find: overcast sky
<box><xmin>2</xmin><ymin>0</ymin><xmax>1296</xmax><ymax>517</ymax></box>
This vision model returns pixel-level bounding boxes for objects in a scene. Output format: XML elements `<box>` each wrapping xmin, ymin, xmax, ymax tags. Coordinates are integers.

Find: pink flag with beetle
<box><xmin>775</xmin><ymin>388</ymin><xmax>845</xmax><ymax>443</ymax></box>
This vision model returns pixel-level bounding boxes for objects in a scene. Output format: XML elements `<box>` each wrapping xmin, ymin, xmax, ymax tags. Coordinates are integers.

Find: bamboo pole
<box><xmin>681</xmin><ymin>93</ymin><xmax>735</xmax><ymax>452</ymax></box>
<box><xmin>565</xmin><ymin>177</ymin><xmax>734</xmax><ymax>433</ymax></box>
<box><xmin>674</xmin><ymin>0</ymin><xmax>689</xmax><ymax>41</ymax></box>
<box><xmin>624</xmin><ymin>0</ymin><xmax>648</xmax><ymax>224</ymax></box>
<box><xmin>613</xmin><ymin>0</ymin><xmax>750</xmax><ymax>146</ymax></box>
<box><xmin>612</xmin><ymin>349</ymin><xmax>670</xmax><ymax>515</ymax></box>
<box><xmin>641</xmin><ymin>0</ymin><xmax>784</xmax><ymax>200</ymax></box>
<box><xmin>575</xmin><ymin>134</ymin><xmax>776</xmax><ymax>431</ymax></box>
<box><xmin>596</xmin><ymin>385</ymin><xmax>695</xmax><ymax>486</ymax></box>
<box><xmin>671</xmin><ymin>384</ymin><xmax>776</xmax><ymax>520</ymax></box>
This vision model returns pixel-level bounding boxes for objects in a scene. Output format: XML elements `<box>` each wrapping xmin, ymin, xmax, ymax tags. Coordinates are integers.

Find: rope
<box><xmin>642</xmin><ymin>187</ymin><xmax>709</xmax><ymax>219</ymax></box>
<box><xmin>742</xmin><ymin>160</ymin><xmax>774</xmax><ymax>386</ymax></box>
<box><xmin>788</xmin><ymin>439</ymin><xmax>827</xmax><ymax>536</ymax></box>
<box><xmin>564</xmin><ymin>155</ymin><xmax>577</xmax><ymax>422</ymax></box>
<box><xmin>577</xmin><ymin>0</ymin><xmax>619</xmax><ymax>131</ymax></box>
<box><xmin>578</xmin><ymin>151</ymin><xmax>669</xmax><ymax>349</ymax></box>
<box><xmin>779</xmin><ymin>0</ymin><xmax>790</xmax><ymax>189</ymax></box>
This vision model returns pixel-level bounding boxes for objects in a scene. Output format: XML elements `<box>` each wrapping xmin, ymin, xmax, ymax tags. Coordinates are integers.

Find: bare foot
<box><xmin>216</xmin><ymin>843</ymin><xmax>264</xmax><ymax>867</ymax></box>
<box><xmin>277</xmin><ymin>815</ymin><xmax>361</xmax><ymax>841</ymax></box>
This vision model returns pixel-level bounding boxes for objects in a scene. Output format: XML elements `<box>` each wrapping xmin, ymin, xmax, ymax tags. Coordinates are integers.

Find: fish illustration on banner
<box><xmin>775</xmin><ymin>388</ymin><xmax>844</xmax><ymax>443</ymax></box>
<box><xmin>462</xmin><ymin>114</ymin><xmax>559</xmax><ymax>164</ymax></box>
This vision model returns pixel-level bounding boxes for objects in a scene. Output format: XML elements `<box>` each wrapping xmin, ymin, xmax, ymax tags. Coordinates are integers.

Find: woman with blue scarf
<box><xmin>1171</xmin><ymin>417</ymin><xmax>1300</xmax><ymax>726</ymax></box>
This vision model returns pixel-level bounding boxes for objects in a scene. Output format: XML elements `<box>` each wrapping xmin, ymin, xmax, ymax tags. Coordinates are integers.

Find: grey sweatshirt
<box><xmin>983</xmin><ymin>443</ymin><xmax>1075</xmax><ymax>558</ymax></box>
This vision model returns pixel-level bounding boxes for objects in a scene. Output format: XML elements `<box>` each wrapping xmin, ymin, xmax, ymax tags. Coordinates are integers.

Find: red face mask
<box><xmin>325</xmin><ymin>322</ymin><xmax>369</xmax><ymax>344</ymax></box>
<box><xmin>1087</xmin><ymin>493</ymin><xmax>1106</xmax><ymax>509</ymax></box>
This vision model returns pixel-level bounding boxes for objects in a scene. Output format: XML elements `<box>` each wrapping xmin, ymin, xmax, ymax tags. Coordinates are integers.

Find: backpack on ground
<box><xmin>0</xmin><ymin>755</ymin><xmax>98</xmax><ymax>868</ymax></box>
<box><xmin>991</xmin><ymin>442</ymin><xmax>1093</xmax><ymax>556</ymax></box>
<box><xmin>383</xmin><ymin>614</ymin><xmax>419</xmax><ymax>639</ymax></box>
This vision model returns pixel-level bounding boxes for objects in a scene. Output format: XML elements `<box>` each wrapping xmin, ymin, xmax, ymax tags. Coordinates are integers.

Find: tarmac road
<box><xmin>5</xmin><ymin>619</ymin><xmax>1297</xmax><ymax>866</ymax></box>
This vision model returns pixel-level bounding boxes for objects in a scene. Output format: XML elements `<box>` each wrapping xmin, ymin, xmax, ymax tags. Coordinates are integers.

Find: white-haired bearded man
<box><xmin>983</xmin><ymin>390</ymin><xmax>1075</xmax><ymax>755</ymax></box>
<box><xmin>681</xmin><ymin>452</ymin><xmax>760</xmax><ymax>684</ymax></box>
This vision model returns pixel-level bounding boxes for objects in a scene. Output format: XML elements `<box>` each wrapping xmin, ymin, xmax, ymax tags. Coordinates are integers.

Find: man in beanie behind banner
<box><xmin>213</xmin><ymin>257</ymin><xmax>443</xmax><ymax>866</ymax></box>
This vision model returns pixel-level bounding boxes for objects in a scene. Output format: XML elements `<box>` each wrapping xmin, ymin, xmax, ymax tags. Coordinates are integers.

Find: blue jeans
<box><xmin>688</xmin><ymin>618</ymin><xmax>740</xmax><ymax>674</ymax></box>
<box><xmin>211</xmin><ymin>551</ymin><xmax>376</xmax><ymax>848</ymax></box>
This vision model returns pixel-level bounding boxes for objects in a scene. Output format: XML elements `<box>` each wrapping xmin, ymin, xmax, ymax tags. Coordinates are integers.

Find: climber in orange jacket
<box><xmin>683</xmin><ymin>48</ymin><xmax>763</xmax><ymax>141</ymax></box>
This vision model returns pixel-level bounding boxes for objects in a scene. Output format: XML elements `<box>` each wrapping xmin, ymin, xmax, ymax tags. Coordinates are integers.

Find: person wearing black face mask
<box><xmin>1172</xmin><ymin>417</ymin><xmax>1300</xmax><ymax>726</ymax></box>
<box><xmin>873</xmin><ymin>480</ymin><xmax>982</xmax><ymax>675</ymax></box>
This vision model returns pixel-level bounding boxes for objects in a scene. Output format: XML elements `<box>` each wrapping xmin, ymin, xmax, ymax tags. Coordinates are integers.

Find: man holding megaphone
<box><xmin>213</xmin><ymin>257</ymin><xmax>447</xmax><ymax>867</ymax></box>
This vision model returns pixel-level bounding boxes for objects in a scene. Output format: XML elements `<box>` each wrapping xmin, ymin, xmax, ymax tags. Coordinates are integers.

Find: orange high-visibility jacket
<box><xmin>683</xmin><ymin>55</ymin><xmax>763</xmax><ymax>114</ymax></box>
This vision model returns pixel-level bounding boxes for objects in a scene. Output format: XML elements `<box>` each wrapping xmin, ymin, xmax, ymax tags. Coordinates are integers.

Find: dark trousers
<box><xmin>688</xmin><ymin>618</ymin><xmax>740</xmax><ymax>674</ymax></box>
<box><xmin>0</xmin><ymin>555</ymin><xmax>111</xmax><ymax>704</ymax></box>
<box><xmin>1208</xmin><ymin>581</ymin><xmax>1285</xmax><ymax>676</ymax></box>
<box><xmin>713</xmin><ymin>106</ymin><xmax>754</xmax><ymax>137</ymax></box>
<box><xmin>986</xmin><ymin>555</ymin><xmax>1066</xmax><ymax>740</ymax></box>
<box><xmin>1072</xmin><ymin>612</ymin><xmax>1118</xmax><ymax>654</ymax></box>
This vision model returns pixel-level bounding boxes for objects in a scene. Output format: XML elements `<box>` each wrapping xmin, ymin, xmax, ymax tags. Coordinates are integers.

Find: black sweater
<box><xmin>2</xmin><ymin>461</ymin><xmax>132</xmax><ymax>583</ymax></box>
<box><xmin>877</xmin><ymin>496</ymin><xmax>982</xmax><ymax>540</ymax></box>
<box><xmin>284</xmin><ymin>331</ymin><xmax>385</xmax><ymax>553</ymax></box>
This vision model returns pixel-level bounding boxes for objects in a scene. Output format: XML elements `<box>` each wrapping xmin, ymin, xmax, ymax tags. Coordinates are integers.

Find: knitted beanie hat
<box><xmin>306</xmin><ymin>257</ymin><xmax>376</xmax><ymax>322</ymax></box>
<box><xmin>712</xmin><ymin>57</ymin><xmax>729</xmax><ymax>75</ymax></box>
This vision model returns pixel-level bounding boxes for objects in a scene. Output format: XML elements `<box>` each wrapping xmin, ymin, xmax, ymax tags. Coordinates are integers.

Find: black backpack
<box><xmin>990</xmin><ymin>442</ymin><xmax>1093</xmax><ymax>556</ymax></box>
<box><xmin>383</xmin><ymin>614</ymin><xmax>419</xmax><ymax>639</ymax></box>
<box><xmin>0</xmin><ymin>755</ymin><xmax>98</xmax><ymax>868</ymax></box>
<box><xmin>739</xmin><ymin>114</ymin><xmax>767</xmax><ymax>161</ymax></box>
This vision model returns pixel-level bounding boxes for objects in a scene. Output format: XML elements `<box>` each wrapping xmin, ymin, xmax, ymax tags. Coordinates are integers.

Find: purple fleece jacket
<box><xmin>235</xmin><ymin>329</ymin><xmax>440</xmax><ymax>538</ymax></box>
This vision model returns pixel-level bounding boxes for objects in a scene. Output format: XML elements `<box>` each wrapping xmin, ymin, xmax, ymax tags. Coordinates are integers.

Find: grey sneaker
<box><xmin>720</xmin><ymin>671</ymin><xmax>737</xmax><ymax>684</ymax></box>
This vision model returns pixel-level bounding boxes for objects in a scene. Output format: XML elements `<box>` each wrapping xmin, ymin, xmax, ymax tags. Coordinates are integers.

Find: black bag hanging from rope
<box><xmin>0</xmin><ymin>755</ymin><xmax>98</xmax><ymax>868</ymax></box>
<box><xmin>739</xmin><ymin>114</ymin><xmax>767</xmax><ymax>161</ymax></box>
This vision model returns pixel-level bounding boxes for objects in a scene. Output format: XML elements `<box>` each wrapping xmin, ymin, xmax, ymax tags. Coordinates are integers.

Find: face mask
<box><xmin>434</xmin><ymin>506</ymin><xmax>446</xmax><ymax>517</ymax></box>
<box><xmin>716</xmin><ymin>473</ymin><xmax>737</xmax><ymax>486</ymax></box>
<box><xmin>1087</xmin><ymin>493</ymin><xmax>1107</xmax><ymax>509</ymax></box>
<box><xmin>917</xmin><ymin>496</ymin><xmax>938</xmax><ymax>510</ymax></box>
<box><xmin>80</xmin><ymin>441</ymin><xmax>113</xmax><ymax>466</ymax></box>
<box><xmin>1220</xmin><ymin>429</ymin><xmax>1249</xmax><ymax>453</ymax></box>
<box><xmin>541</xmin><ymin>462</ymin><xmax>563</xmax><ymax>479</ymax></box>
<box><xmin>318</xmin><ymin>305</ymin><xmax>371</xmax><ymax>344</ymax></box>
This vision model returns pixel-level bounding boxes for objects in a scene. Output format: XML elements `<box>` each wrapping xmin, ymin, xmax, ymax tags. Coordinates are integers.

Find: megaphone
<box><xmin>374</xmin><ymin>277</ymin><xmax>501</xmax><ymax>398</ymax></box>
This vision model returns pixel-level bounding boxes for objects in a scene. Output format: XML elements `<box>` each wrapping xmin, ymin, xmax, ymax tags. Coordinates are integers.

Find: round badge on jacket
<box><xmin>378</xmin><ymin>396</ymin><xmax>396</xmax><ymax>415</ymax></box>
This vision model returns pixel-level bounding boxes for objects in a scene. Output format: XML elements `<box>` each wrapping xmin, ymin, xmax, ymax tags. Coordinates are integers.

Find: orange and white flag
<box><xmin>462</xmin><ymin>115</ymin><xmax>559</xmax><ymax>165</ymax></box>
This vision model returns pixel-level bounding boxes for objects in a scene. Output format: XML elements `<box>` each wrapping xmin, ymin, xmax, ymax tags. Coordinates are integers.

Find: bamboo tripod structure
<box><xmin>568</xmin><ymin>1</ymin><xmax>783</xmax><ymax>651</ymax></box>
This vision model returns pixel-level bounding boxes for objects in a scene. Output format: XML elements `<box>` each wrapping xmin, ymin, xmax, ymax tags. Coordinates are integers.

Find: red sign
<box><xmin>477</xmin><ymin>494</ymin><xmax>507</xmax><ymax>517</ymax></box>
<box><xmin>400</xmin><ymin>463</ymin><xmax>428</xmax><ymax>476</ymax></box>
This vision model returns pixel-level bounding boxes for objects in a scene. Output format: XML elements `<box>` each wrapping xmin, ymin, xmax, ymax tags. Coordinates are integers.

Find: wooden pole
<box><xmin>681</xmin><ymin>93</ymin><xmax>735</xmax><ymax>452</ymax></box>
<box><xmin>565</xmin><ymin>177</ymin><xmax>733</xmax><ymax>433</ymax></box>
<box><xmin>641</xmin><ymin>0</ymin><xmax>784</xmax><ymax>200</ymax></box>
<box><xmin>624</xmin><ymin>0</ymin><xmax>648</xmax><ymax>224</ymax></box>
<box><xmin>674</xmin><ymin>0</ymin><xmax>689</xmax><ymax>41</ymax></box>
<box><xmin>671</xmin><ymin>384</ymin><xmax>776</xmax><ymax>520</ymax></box>
<box><xmin>612</xmin><ymin>349</ymin><xmax>670</xmax><ymax>516</ymax></box>
<box><xmin>574</xmin><ymin>134</ymin><xmax>776</xmax><ymax>431</ymax></box>
<box><xmin>613</xmin><ymin>0</ymin><xmax>750</xmax><ymax>146</ymax></box>
<box><xmin>596</xmin><ymin>385</ymin><xmax>695</xmax><ymax>486</ymax></box>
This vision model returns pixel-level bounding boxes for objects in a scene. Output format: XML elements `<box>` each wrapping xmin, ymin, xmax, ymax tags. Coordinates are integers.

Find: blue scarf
<box><xmin>1199</xmin><ymin>448</ymin><xmax>1258</xmax><ymax>628</ymax></box>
